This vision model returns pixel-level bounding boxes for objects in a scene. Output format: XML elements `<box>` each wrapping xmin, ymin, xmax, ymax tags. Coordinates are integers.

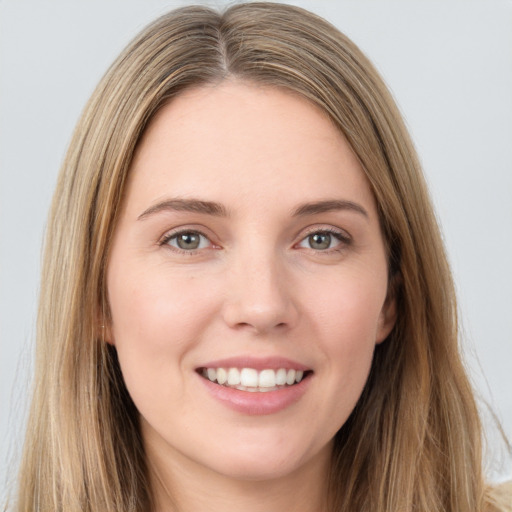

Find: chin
<box><xmin>198</xmin><ymin>435</ymin><xmax>332</xmax><ymax>483</ymax></box>
<box><xmin>209</xmin><ymin>457</ymin><xmax>305</xmax><ymax>482</ymax></box>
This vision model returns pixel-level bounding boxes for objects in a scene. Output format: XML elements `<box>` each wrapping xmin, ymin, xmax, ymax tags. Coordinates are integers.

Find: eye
<box><xmin>163</xmin><ymin>230</ymin><xmax>211</xmax><ymax>251</ymax></box>
<box><xmin>297</xmin><ymin>229</ymin><xmax>350</xmax><ymax>251</ymax></box>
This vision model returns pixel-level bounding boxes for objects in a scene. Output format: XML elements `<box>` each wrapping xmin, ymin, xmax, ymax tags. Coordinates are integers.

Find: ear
<box><xmin>375</xmin><ymin>272</ymin><xmax>399</xmax><ymax>344</ymax></box>
<box><xmin>97</xmin><ymin>310</ymin><xmax>115</xmax><ymax>345</ymax></box>
<box><xmin>101</xmin><ymin>323</ymin><xmax>115</xmax><ymax>346</ymax></box>
<box><xmin>375</xmin><ymin>294</ymin><xmax>397</xmax><ymax>344</ymax></box>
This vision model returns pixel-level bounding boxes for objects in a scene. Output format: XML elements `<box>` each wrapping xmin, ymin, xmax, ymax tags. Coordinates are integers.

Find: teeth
<box><xmin>275</xmin><ymin>368</ymin><xmax>287</xmax><ymax>386</ymax></box>
<box><xmin>240</xmin><ymin>368</ymin><xmax>258</xmax><ymax>387</ymax></box>
<box><xmin>259</xmin><ymin>369</ymin><xmax>275</xmax><ymax>388</ymax></box>
<box><xmin>202</xmin><ymin>367</ymin><xmax>307</xmax><ymax>391</ymax></box>
<box><xmin>227</xmin><ymin>368</ymin><xmax>240</xmax><ymax>385</ymax></box>
<box><xmin>217</xmin><ymin>367</ymin><xmax>227</xmax><ymax>385</ymax></box>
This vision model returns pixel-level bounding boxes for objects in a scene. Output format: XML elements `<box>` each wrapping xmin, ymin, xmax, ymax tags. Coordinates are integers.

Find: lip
<box><xmin>197</xmin><ymin>356</ymin><xmax>310</xmax><ymax>372</ymax></box>
<box><xmin>196</xmin><ymin>356</ymin><xmax>313</xmax><ymax>416</ymax></box>
<box><xmin>198</xmin><ymin>373</ymin><xmax>312</xmax><ymax>415</ymax></box>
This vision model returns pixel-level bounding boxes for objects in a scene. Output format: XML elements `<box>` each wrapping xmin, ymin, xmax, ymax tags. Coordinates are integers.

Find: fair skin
<box><xmin>106</xmin><ymin>81</ymin><xmax>396</xmax><ymax>512</ymax></box>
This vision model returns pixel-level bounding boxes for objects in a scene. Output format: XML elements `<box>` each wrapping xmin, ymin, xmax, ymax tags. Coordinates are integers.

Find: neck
<box><xmin>145</xmin><ymin>437</ymin><xmax>332</xmax><ymax>512</ymax></box>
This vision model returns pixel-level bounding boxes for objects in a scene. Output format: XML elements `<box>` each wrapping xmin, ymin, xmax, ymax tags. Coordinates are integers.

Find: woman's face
<box><xmin>107</xmin><ymin>81</ymin><xmax>395</xmax><ymax>482</ymax></box>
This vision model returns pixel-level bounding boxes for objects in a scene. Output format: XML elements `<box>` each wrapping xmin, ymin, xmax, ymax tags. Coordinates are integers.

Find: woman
<box><xmin>10</xmin><ymin>3</ymin><xmax>510</xmax><ymax>511</ymax></box>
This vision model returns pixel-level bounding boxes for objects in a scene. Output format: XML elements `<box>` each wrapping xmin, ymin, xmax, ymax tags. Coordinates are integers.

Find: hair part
<box><xmin>12</xmin><ymin>3</ymin><xmax>504</xmax><ymax>511</ymax></box>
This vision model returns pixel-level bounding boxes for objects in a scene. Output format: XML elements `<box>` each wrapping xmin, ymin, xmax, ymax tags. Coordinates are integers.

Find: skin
<box><xmin>106</xmin><ymin>80</ymin><xmax>396</xmax><ymax>512</ymax></box>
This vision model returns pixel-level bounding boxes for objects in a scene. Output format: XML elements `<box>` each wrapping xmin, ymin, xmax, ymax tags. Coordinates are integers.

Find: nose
<box><xmin>221</xmin><ymin>249</ymin><xmax>299</xmax><ymax>335</ymax></box>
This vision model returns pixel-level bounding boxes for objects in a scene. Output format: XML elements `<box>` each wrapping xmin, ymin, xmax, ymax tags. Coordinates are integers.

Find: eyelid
<box><xmin>158</xmin><ymin>226</ymin><xmax>219</xmax><ymax>252</ymax></box>
<box><xmin>295</xmin><ymin>225</ymin><xmax>352</xmax><ymax>251</ymax></box>
<box><xmin>299</xmin><ymin>224</ymin><xmax>352</xmax><ymax>241</ymax></box>
<box><xmin>157</xmin><ymin>224</ymin><xmax>352</xmax><ymax>254</ymax></box>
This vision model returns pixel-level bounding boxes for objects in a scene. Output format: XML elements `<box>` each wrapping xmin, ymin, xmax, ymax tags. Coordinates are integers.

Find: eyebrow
<box><xmin>137</xmin><ymin>198</ymin><xmax>229</xmax><ymax>220</ymax></box>
<box><xmin>137</xmin><ymin>197</ymin><xmax>368</xmax><ymax>221</ymax></box>
<box><xmin>292</xmin><ymin>199</ymin><xmax>368</xmax><ymax>218</ymax></box>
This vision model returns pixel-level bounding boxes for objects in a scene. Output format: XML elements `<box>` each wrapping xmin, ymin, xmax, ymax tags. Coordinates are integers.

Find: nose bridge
<box><xmin>222</xmin><ymin>242</ymin><xmax>298</xmax><ymax>333</ymax></box>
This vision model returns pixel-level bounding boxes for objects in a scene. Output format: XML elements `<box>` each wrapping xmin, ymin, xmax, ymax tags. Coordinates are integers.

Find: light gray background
<box><xmin>1</xmin><ymin>0</ymin><xmax>511</xmax><ymax>497</ymax></box>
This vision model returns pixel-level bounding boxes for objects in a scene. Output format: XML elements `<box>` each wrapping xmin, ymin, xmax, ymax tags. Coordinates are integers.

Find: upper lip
<box><xmin>197</xmin><ymin>356</ymin><xmax>311</xmax><ymax>372</ymax></box>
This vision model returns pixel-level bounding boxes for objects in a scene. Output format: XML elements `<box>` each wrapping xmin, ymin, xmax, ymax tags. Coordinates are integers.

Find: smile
<box><xmin>200</xmin><ymin>367</ymin><xmax>308</xmax><ymax>392</ymax></box>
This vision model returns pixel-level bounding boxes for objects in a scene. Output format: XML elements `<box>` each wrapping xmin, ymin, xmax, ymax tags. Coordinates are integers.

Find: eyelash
<box><xmin>159</xmin><ymin>227</ymin><xmax>352</xmax><ymax>255</ymax></box>
<box><xmin>297</xmin><ymin>227</ymin><xmax>352</xmax><ymax>253</ymax></box>
<box><xmin>159</xmin><ymin>229</ymin><xmax>214</xmax><ymax>255</ymax></box>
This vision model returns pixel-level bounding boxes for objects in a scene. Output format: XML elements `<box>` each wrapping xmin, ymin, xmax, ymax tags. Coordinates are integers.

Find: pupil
<box><xmin>178</xmin><ymin>233</ymin><xmax>200</xmax><ymax>250</ymax></box>
<box><xmin>310</xmin><ymin>233</ymin><xmax>331</xmax><ymax>250</ymax></box>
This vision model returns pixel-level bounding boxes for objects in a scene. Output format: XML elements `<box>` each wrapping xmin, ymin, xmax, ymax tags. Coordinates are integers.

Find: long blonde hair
<box><xmin>12</xmin><ymin>3</ymin><xmax>507</xmax><ymax>511</ymax></box>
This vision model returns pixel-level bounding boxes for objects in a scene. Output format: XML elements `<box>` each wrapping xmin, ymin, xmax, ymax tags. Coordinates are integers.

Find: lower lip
<box><xmin>198</xmin><ymin>374</ymin><xmax>312</xmax><ymax>415</ymax></box>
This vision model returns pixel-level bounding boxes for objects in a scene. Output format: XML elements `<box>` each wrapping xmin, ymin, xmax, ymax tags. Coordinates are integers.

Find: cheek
<box><xmin>308</xmin><ymin>271</ymin><xmax>387</xmax><ymax>405</ymax></box>
<box><xmin>311</xmin><ymin>269</ymin><xmax>387</xmax><ymax>346</ymax></box>
<box><xmin>109</xmin><ymin>265</ymin><xmax>212</xmax><ymax>348</ymax></box>
<box><xmin>106</xmin><ymin>266</ymin><xmax>215</xmax><ymax>399</ymax></box>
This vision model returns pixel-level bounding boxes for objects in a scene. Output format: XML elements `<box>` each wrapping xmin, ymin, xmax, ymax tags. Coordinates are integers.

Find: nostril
<box><xmin>221</xmin><ymin>279</ymin><xmax>299</xmax><ymax>333</ymax></box>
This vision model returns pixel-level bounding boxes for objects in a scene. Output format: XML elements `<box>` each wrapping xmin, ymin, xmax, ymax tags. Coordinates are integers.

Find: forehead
<box><xmin>125</xmin><ymin>80</ymin><xmax>376</xmax><ymax>216</ymax></box>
